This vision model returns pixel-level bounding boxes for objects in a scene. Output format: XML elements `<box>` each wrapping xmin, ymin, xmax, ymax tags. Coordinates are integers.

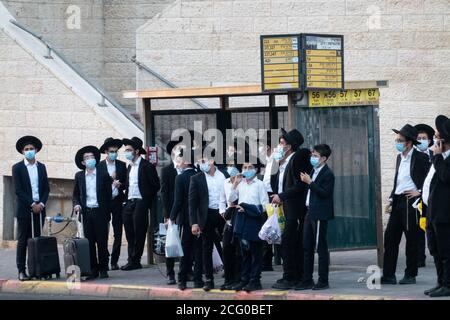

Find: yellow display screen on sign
<box><xmin>304</xmin><ymin>35</ymin><xmax>344</xmax><ymax>90</ymax></box>
<box><xmin>261</xmin><ymin>35</ymin><xmax>301</xmax><ymax>91</ymax></box>
<box><xmin>308</xmin><ymin>89</ymin><xmax>379</xmax><ymax>107</ymax></box>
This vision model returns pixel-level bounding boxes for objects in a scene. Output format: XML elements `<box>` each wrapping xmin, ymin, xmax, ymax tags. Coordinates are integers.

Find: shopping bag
<box><xmin>265</xmin><ymin>203</ymin><xmax>286</xmax><ymax>232</ymax></box>
<box><xmin>212</xmin><ymin>244</ymin><xmax>223</xmax><ymax>273</ymax></box>
<box><xmin>165</xmin><ymin>221</ymin><xmax>183</xmax><ymax>258</ymax></box>
<box><xmin>258</xmin><ymin>213</ymin><xmax>282</xmax><ymax>244</ymax></box>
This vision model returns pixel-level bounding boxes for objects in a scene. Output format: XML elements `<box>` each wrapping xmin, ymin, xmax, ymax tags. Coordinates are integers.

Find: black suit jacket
<box><xmin>161</xmin><ymin>163</ymin><xmax>177</xmax><ymax>219</ymax></box>
<box><xmin>390</xmin><ymin>149</ymin><xmax>430</xmax><ymax>199</ymax></box>
<box><xmin>124</xmin><ymin>157</ymin><xmax>161</xmax><ymax>208</ymax></box>
<box><xmin>170</xmin><ymin>168</ymin><xmax>197</xmax><ymax>226</ymax></box>
<box><xmin>428</xmin><ymin>153</ymin><xmax>450</xmax><ymax>223</ymax></box>
<box><xmin>12</xmin><ymin>160</ymin><xmax>50</xmax><ymax>219</ymax></box>
<box><xmin>98</xmin><ymin>159</ymin><xmax>127</xmax><ymax>202</ymax></box>
<box><xmin>306</xmin><ymin>164</ymin><xmax>335</xmax><ymax>221</ymax></box>
<box><xmin>270</xmin><ymin>148</ymin><xmax>312</xmax><ymax>220</ymax></box>
<box><xmin>72</xmin><ymin>169</ymin><xmax>112</xmax><ymax>219</ymax></box>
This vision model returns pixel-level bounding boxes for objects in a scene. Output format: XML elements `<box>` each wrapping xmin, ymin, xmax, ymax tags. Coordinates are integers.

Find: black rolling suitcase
<box><xmin>27</xmin><ymin>211</ymin><xmax>61</xmax><ymax>280</ymax></box>
<box><xmin>63</xmin><ymin>212</ymin><xmax>91</xmax><ymax>278</ymax></box>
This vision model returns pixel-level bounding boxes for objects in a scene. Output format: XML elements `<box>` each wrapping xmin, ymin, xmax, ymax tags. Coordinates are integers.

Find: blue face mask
<box><xmin>310</xmin><ymin>156</ymin><xmax>320</xmax><ymax>168</ymax></box>
<box><xmin>242</xmin><ymin>168</ymin><xmax>257</xmax><ymax>180</ymax></box>
<box><xmin>85</xmin><ymin>158</ymin><xmax>96</xmax><ymax>169</ymax></box>
<box><xmin>108</xmin><ymin>152</ymin><xmax>118</xmax><ymax>161</ymax></box>
<box><xmin>273</xmin><ymin>146</ymin><xmax>286</xmax><ymax>161</ymax></box>
<box><xmin>24</xmin><ymin>150</ymin><xmax>36</xmax><ymax>160</ymax></box>
<box><xmin>227</xmin><ymin>166</ymin><xmax>239</xmax><ymax>177</ymax></box>
<box><xmin>396</xmin><ymin>142</ymin><xmax>406</xmax><ymax>153</ymax></box>
<box><xmin>125</xmin><ymin>151</ymin><xmax>134</xmax><ymax>161</ymax></box>
<box><xmin>176</xmin><ymin>168</ymin><xmax>183</xmax><ymax>175</ymax></box>
<box><xmin>200</xmin><ymin>163</ymin><xmax>210</xmax><ymax>173</ymax></box>
<box><xmin>417</xmin><ymin>139</ymin><xmax>429</xmax><ymax>152</ymax></box>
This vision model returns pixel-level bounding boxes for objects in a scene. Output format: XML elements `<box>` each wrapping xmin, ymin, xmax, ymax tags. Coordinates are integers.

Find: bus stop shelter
<box><xmin>123</xmin><ymin>80</ymin><xmax>388</xmax><ymax>265</ymax></box>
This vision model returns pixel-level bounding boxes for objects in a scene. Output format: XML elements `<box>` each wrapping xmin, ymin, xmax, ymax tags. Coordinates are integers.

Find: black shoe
<box><xmin>418</xmin><ymin>261</ymin><xmax>426</xmax><ymax>268</ymax></box>
<box><xmin>203</xmin><ymin>280</ymin><xmax>214</xmax><ymax>291</ymax></box>
<box><xmin>99</xmin><ymin>270</ymin><xmax>109</xmax><ymax>279</ymax></box>
<box><xmin>274</xmin><ymin>258</ymin><xmax>281</xmax><ymax>265</ymax></box>
<box><xmin>424</xmin><ymin>285</ymin><xmax>442</xmax><ymax>295</ymax></box>
<box><xmin>111</xmin><ymin>263</ymin><xmax>119</xmax><ymax>271</ymax></box>
<box><xmin>220</xmin><ymin>281</ymin><xmax>233</xmax><ymax>290</ymax></box>
<box><xmin>243</xmin><ymin>282</ymin><xmax>262</xmax><ymax>292</ymax></box>
<box><xmin>262</xmin><ymin>265</ymin><xmax>274</xmax><ymax>272</ymax></box>
<box><xmin>178</xmin><ymin>282</ymin><xmax>187</xmax><ymax>291</ymax></box>
<box><xmin>231</xmin><ymin>281</ymin><xmax>248</xmax><ymax>291</ymax></box>
<box><xmin>399</xmin><ymin>276</ymin><xmax>416</xmax><ymax>285</ymax></box>
<box><xmin>167</xmin><ymin>276</ymin><xmax>176</xmax><ymax>285</ymax></box>
<box><xmin>380</xmin><ymin>276</ymin><xmax>397</xmax><ymax>285</ymax></box>
<box><xmin>194</xmin><ymin>281</ymin><xmax>204</xmax><ymax>289</ymax></box>
<box><xmin>295</xmin><ymin>280</ymin><xmax>315</xmax><ymax>291</ymax></box>
<box><xmin>86</xmin><ymin>271</ymin><xmax>99</xmax><ymax>281</ymax></box>
<box><xmin>312</xmin><ymin>281</ymin><xmax>329</xmax><ymax>290</ymax></box>
<box><xmin>429</xmin><ymin>286</ymin><xmax>450</xmax><ymax>298</ymax></box>
<box><xmin>187</xmin><ymin>273</ymin><xmax>195</xmax><ymax>282</ymax></box>
<box><xmin>18</xmin><ymin>271</ymin><xmax>30</xmax><ymax>282</ymax></box>
<box><xmin>272</xmin><ymin>279</ymin><xmax>295</xmax><ymax>290</ymax></box>
<box><xmin>120</xmin><ymin>263</ymin><xmax>141</xmax><ymax>271</ymax></box>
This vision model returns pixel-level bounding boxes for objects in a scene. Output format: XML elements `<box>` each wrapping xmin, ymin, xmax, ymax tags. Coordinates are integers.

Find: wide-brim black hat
<box><xmin>280</xmin><ymin>128</ymin><xmax>304</xmax><ymax>151</ymax></box>
<box><xmin>166</xmin><ymin>130</ymin><xmax>197</xmax><ymax>156</ymax></box>
<box><xmin>75</xmin><ymin>146</ymin><xmax>100</xmax><ymax>170</ymax></box>
<box><xmin>436</xmin><ymin>115</ymin><xmax>450</xmax><ymax>142</ymax></box>
<box><xmin>392</xmin><ymin>124</ymin><xmax>419</xmax><ymax>145</ymax></box>
<box><xmin>414</xmin><ymin>124</ymin><xmax>435</xmax><ymax>147</ymax></box>
<box><xmin>16</xmin><ymin>136</ymin><xmax>42</xmax><ymax>154</ymax></box>
<box><xmin>122</xmin><ymin>137</ymin><xmax>146</xmax><ymax>155</ymax></box>
<box><xmin>100</xmin><ymin>137</ymin><xmax>123</xmax><ymax>153</ymax></box>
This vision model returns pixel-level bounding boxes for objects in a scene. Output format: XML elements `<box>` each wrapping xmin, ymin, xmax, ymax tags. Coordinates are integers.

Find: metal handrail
<box><xmin>131</xmin><ymin>56</ymin><xmax>208</xmax><ymax>110</ymax></box>
<box><xmin>9</xmin><ymin>19</ymin><xmax>144</xmax><ymax>131</ymax></box>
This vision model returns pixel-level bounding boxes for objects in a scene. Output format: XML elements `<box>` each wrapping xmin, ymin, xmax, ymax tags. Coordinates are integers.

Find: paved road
<box><xmin>0</xmin><ymin>292</ymin><xmax>118</xmax><ymax>300</ymax></box>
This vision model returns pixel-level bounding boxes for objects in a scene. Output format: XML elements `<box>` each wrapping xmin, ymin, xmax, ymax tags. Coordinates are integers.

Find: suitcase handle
<box><xmin>76</xmin><ymin>209</ymin><xmax>85</xmax><ymax>239</ymax></box>
<box><xmin>30</xmin><ymin>209</ymin><xmax>43</xmax><ymax>238</ymax></box>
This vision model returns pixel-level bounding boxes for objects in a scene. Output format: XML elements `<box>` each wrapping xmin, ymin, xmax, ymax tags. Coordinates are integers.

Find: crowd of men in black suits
<box><xmin>11</xmin><ymin>115</ymin><xmax>450</xmax><ymax>297</ymax></box>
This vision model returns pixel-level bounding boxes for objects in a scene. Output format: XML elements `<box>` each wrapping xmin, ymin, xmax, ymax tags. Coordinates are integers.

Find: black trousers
<box><xmin>122</xmin><ymin>199</ymin><xmax>149</xmax><ymax>265</ymax></box>
<box><xmin>201</xmin><ymin>209</ymin><xmax>222</xmax><ymax>281</ymax></box>
<box><xmin>263</xmin><ymin>243</ymin><xmax>273</xmax><ymax>267</ymax></box>
<box><xmin>166</xmin><ymin>258</ymin><xmax>175</xmax><ymax>278</ymax></box>
<box><xmin>240</xmin><ymin>239</ymin><xmax>263</xmax><ymax>284</ymax></box>
<box><xmin>418</xmin><ymin>228</ymin><xmax>426</xmax><ymax>264</ymax></box>
<box><xmin>222</xmin><ymin>225</ymin><xmax>241</xmax><ymax>284</ymax></box>
<box><xmin>303</xmin><ymin>213</ymin><xmax>329</xmax><ymax>283</ymax></box>
<box><xmin>383</xmin><ymin>195</ymin><xmax>420</xmax><ymax>278</ymax></box>
<box><xmin>109</xmin><ymin>198</ymin><xmax>123</xmax><ymax>265</ymax></box>
<box><xmin>427</xmin><ymin>221</ymin><xmax>450</xmax><ymax>288</ymax></box>
<box><xmin>16</xmin><ymin>213</ymin><xmax>45</xmax><ymax>272</ymax></box>
<box><xmin>83</xmin><ymin>208</ymin><xmax>109</xmax><ymax>272</ymax></box>
<box><xmin>281</xmin><ymin>218</ymin><xmax>304</xmax><ymax>282</ymax></box>
<box><xmin>178</xmin><ymin>223</ymin><xmax>203</xmax><ymax>283</ymax></box>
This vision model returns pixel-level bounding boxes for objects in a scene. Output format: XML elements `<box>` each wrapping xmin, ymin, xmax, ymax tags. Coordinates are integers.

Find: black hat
<box><xmin>436</xmin><ymin>115</ymin><xmax>450</xmax><ymax>142</ymax></box>
<box><xmin>75</xmin><ymin>146</ymin><xmax>100</xmax><ymax>170</ymax></box>
<box><xmin>280</xmin><ymin>128</ymin><xmax>304</xmax><ymax>151</ymax></box>
<box><xmin>100</xmin><ymin>137</ymin><xmax>123</xmax><ymax>153</ymax></box>
<box><xmin>122</xmin><ymin>137</ymin><xmax>146</xmax><ymax>155</ymax></box>
<box><xmin>166</xmin><ymin>130</ymin><xmax>196</xmax><ymax>156</ymax></box>
<box><xmin>16</xmin><ymin>136</ymin><xmax>42</xmax><ymax>154</ymax></box>
<box><xmin>414</xmin><ymin>124</ymin><xmax>435</xmax><ymax>147</ymax></box>
<box><xmin>392</xmin><ymin>124</ymin><xmax>419</xmax><ymax>145</ymax></box>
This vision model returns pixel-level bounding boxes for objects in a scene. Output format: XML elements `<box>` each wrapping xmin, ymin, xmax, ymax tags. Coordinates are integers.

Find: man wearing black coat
<box><xmin>121</xmin><ymin>137</ymin><xmax>161</xmax><ymax>271</ymax></box>
<box><xmin>381</xmin><ymin>124</ymin><xmax>429</xmax><ymax>285</ymax></box>
<box><xmin>98</xmin><ymin>138</ymin><xmax>127</xmax><ymax>271</ymax></box>
<box><xmin>73</xmin><ymin>146</ymin><xmax>112</xmax><ymax>279</ymax></box>
<box><xmin>12</xmin><ymin>136</ymin><xmax>50</xmax><ymax>281</ymax></box>
<box><xmin>270</xmin><ymin>128</ymin><xmax>312</xmax><ymax>290</ymax></box>
<box><xmin>423</xmin><ymin>115</ymin><xmax>450</xmax><ymax>297</ymax></box>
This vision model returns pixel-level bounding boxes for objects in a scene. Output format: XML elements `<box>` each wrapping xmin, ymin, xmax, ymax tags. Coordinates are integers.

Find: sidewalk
<box><xmin>0</xmin><ymin>244</ymin><xmax>447</xmax><ymax>300</ymax></box>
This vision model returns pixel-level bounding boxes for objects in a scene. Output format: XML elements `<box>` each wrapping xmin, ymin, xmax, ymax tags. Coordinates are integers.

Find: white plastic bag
<box><xmin>258</xmin><ymin>213</ymin><xmax>282</xmax><ymax>244</ymax></box>
<box><xmin>165</xmin><ymin>221</ymin><xmax>184</xmax><ymax>258</ymax></box>
<box><xmin>212</xmin><ymin>244</ymin><xmax>223</xmax><ymax>273</ymax></box>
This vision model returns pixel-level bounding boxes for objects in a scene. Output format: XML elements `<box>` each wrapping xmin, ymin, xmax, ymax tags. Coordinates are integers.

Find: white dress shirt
<box><xmin>106</xmin><ymin>160</ymin><xmax>119</xmax><ymax>199</ymax></box>
<box><xmin>85</xmin><ymin>169</ymin><xmax>99</xmax><ymax>208</ymax></box>
<box><xmin>395</xmin><ymin>148</ymin><xmax>418</xmax><ymax>195</ymax></box>
<box><xmin>128</xmin><ymin>156</ymin><xmax>143</xmax><ymax>200</ymax></box>
<box><xmin>228</xmin><ymin>177</ymin><xmax>269</xmax><ymax>208</ymax></box>
<box><xmin>205</xmin><ymin>167</ymin><xmax>226</xmax><ymax>210</ymax></box>
<box><xmin>305</xmin><ymin>164</ymin><xmax>325</xmax><ymax>207</ymax></box>
<box><xmin>262</xmin><ymin>155</ymin><xmax>274</xmax><ymax>193</ymax></box>
<box><xmin>24</xmin><ymin>159</ymin><xmax>39</xmax><ymax>203</ymax></box>
<box><xmin>278</xmin><ymin>152</ymin><xmax>294</xmax><ymax>194</ymax></box>
<box><xmin>422</xmin><ymin>149</ymin><xmax>450</xmax><ymax>206</ymax></box>
<box><xmin>219</xmin><ymin>178</ymin><xmax>233</xmax><ymax>214</ymax></box>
